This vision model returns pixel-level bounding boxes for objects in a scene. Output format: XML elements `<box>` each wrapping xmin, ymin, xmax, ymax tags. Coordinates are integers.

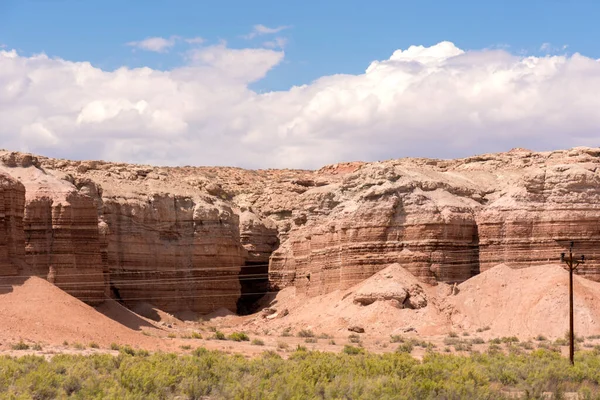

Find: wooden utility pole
<box><xmin>560</xmin><ymin>241</ymin><xmax>585</xmax><ymax>365</ymax></box>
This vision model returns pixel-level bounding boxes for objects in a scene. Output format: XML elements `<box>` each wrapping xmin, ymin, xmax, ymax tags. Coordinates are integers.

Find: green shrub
<box><xmin>191</xmin><ymin>332</ymin><xmax>203</xmax><ymax>339</ymax></box>
<box><xmin>119</xmin><ymin>345</ymin><xmax>136</xmax><ymax>356</ymax></box>
<box><xmin>396</xmin><ymin>343</ymin><xmax>413</xmax><ymax>353</ymax></box>
<box><xmin>448</xmin><ymin>331</ymin><xmax>459</xmax><ymax>338</ymax></box>
<box><xmin>251</xmin><ymin>339</ymin><xmax>265</xmax><ymax>346</ymax></box>
<box><xmin>2</xmin><ymin>348</ymin><xmax>600</xmax><ymax>398</ymax></box>
<box><xmin>110</xmin><ymin>343</ymin><xmax>120</xmax><ymax>351</ymax></box>
<box><xmin>470</xmin><ymin>337</ymin><xmax>485</xmax><ymax>345</ymax></box>
<box><xmin>213</xmin><ymin>331</ymin><xmax>226</xmax><ymax>340</ymax></box>
<box><xmin>88</xmin><ymin>342</ymin><xmax>99</xmax><ymax>349</ymax></box>
<box><xmin>32</xmin><ymin>343</ymin><xmax>43</xmax><ymax>351</ymax></box>
<box><xmin>476</xmin><ymin>326</ymin><xmax>491</xmax><ymax>332</ymax></box>
<box><xmin>228</xmin><ymin>332</ymin><xmax>250</xmax><ymax>342</ymax></box>
<box><xmin>342</xmin><ymin>345</ymin><xmax>365</xmax><ymax>355</ymax></box>
<box><xmin>535</xmin><ymin>334</ymin><xmax>548</xmax><ymax>341</ymax></box>
<box><xmin>180</xmin><ymin>345</ymin><xmax>192</xmax><ymax>350</ymax></box>
<box><xmin>318</xmin><ymin>333</ymin><xmax>333</xmax><ymax>339</ymax></box>
<box><xmin>167</xmin><ymin>333</ymin><xmax>177</xmax><ymax>339</ymax></box>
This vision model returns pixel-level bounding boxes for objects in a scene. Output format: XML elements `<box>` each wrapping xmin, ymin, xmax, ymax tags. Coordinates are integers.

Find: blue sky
<box><xmin>1</xmin><ymin>0</ymin><xmax>596</xmax><ymax>91</ymax></box>
<box><xmin>0</xmin><ymin>0</ymin><xmax>599</xmax><ymax>168</ymax></box>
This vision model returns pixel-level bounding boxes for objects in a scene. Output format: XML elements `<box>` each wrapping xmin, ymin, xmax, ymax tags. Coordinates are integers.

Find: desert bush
<box><xmin>318</xmin><ymin>333</ymin><xmax>333</xmax><ymax>339</ymax></box>
<box><xmin>390</xmin><ymin>334</ymin><xmax>405</xmax><ymax>343</ymax></box>
<box><xmin>227</xmin><ymin>332</ymin><xmax>249</xmax><ymax>342</ymax></box>
<box><xmin>280</xmin><ymin>327</ymin><xmax>292</xmax><ymax>337</ymax></box>
<box><xmin>348</xmin><ymin>333</ymin><xmax>361</xmax><ymax>343</ymax></box>
<box><xmin>213</xmin><ymin>331</ymin><xmax>226</xmax><ymax>340</ymax></box>
<box><xmin>276</xmin><ymin>342</ymin><xmax>289</xmax><ymax>350</ymax></box>
<box><xmin>2</xmin><ymin>346</ymin><xmax>600</xmax><ymax>398</ymax></box>
<box><xmin>342</xmin><ymin>345</ymin><xmax>365</xmax><ymax>355</ymax></box>
<box><xmin>11</xmin><ymin>341</ymin><xmax>30</xmax><ymax>350</ymax></box>
<box><xmin>88</xmin><ymin>342</ymin><xmax>99</xmax><ymax>349</ymax></box>
<box><xmin>297</xmin><ymin>329</ymin><xmax>314</xmax><ymax>338</ymax></box>
<box><xmin>396</xmin><ymin>343</ymin><xmax>414</xmax><ymax>353</ymax></box>
<box><xmin>304</xmin><ymin>337</ymin><xmax>317</xmax><ymax>343</ymax></box>
<box><xmin>251</xmin><ymin>339</ymin><xmax>264</xmax><ymax>346</ymax></box>
<box><xmin>191</xmin><ymin>332</ymin><xmax>203</xmax><ymax>339</ymax></box>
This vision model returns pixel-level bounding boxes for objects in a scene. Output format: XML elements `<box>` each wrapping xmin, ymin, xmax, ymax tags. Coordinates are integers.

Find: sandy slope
<box><xmin>449</xmin><ymin>264</ymin><xmax>600</xmax><ymax>338</ymax></box>
<box><xmin>0</xmin><ymin>277</ymin><xmax>160</xmax><ymax>347</ymax></box>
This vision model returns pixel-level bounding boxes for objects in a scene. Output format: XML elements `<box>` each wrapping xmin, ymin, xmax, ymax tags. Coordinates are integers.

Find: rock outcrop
<box><xmin>1</xmin><ymin>153</ymin><xmax>106</xmax><ymax>304</ymax></box>
<box><xmin>1</xmin><ymin>147</ymin><xmax>600</xmax><ymax>312</ymax></box>
<box><xmin>0</xmin><ymin>172</ymin><xmax>25</xmax><ymax>277</ymax></box>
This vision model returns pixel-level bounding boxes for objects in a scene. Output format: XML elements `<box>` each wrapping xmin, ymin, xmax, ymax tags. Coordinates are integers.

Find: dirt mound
<box><xmin>131</xmin><ymin>302</ymin><xmax>183</xmax><ymax>326</ymax></box>
<box><xmin>0</xmin><ymin>277</ymin><xmax>159</xmax><ymax>347</ymax></box>
<box><xmin>449</xmin><ymin>264</ymin><xmax>600</xmax><ymax>338</ymax></box>
<box><xmin>95</xmin><ymin>299</ymin><xmax>159</xmax><ymax>332</ymax></box>
<box><xmin>353</xmin><ymin>263</ymin><xmax>428</xmax><ymax>309</ymax></box>
<box><xmin>249</xmin><ymin>264</ymin><xmax>448</xmax><ymax>337</ymax></box>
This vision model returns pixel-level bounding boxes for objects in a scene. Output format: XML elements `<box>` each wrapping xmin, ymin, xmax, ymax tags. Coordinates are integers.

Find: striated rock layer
<box><xmin>2</xmin><ymin>147</ymin><xmax>600</xmax><ymax>310</ymax></box>
<box><xmin>0</xmin><ymin>172</ymin><xmax>26</xmax><ymax>277</ymax></box>
<box><xmin>1</xmin><ymin>153</ymin><xmax>106</xmax><ymax>304</ymax></box>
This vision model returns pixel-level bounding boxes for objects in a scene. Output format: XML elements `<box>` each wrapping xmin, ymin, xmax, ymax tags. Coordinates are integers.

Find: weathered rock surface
<box><xmin>270</xmin><ymin>147</ymin><xmax>600</xmax><ymax>296</ymax></box>
<box><xmin>0</xmin><ymin>172</ymin><xmax>25</xmax><ymax>277</ymax></box>
<box><xmin>0</xmin><ymin>152</ymin><xmax>106</xmax><ymax>304</ymax></box>
<box><xmin>1</xmin><ymin>147</ymin><xmax>600</xmax><ymax>312</ymax></box>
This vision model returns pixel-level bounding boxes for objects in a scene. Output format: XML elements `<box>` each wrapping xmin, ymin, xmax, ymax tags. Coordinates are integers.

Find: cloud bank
<box><xmin>1</xmin><ymin>41</ymin><xmax>599</xmax><ymax>168</ymax></box>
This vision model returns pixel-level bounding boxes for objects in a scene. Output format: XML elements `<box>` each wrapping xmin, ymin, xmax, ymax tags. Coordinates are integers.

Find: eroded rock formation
<box><xmin>1</xmin><ymin>147</ymin><xmax>600</xmax><ymax>311</ymax></box>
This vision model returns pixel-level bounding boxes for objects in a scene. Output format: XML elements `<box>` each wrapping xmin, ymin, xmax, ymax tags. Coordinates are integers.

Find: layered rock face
<box><xmin>101</xmin><ymin>194</ymin><xmax>246</xmax><ymax>313</ymax></box>
<box><xmin>1</xmin><ymin>153</ymin><xmax>106</xmax><ymax>304</ymax></box>
<box><xmin>3</xmin><ymin>147</ymin><xmax>600</xmax><ymax>311</ymax></box>
<box><xmin>270</xmin><ymin>148</ymin><xmax>600</xmax><ymax>297</ymax></box>
<box><xmin>0</xmin><ymin>172</ymin><xmax>26</xmax><ymax>277</ymax></box>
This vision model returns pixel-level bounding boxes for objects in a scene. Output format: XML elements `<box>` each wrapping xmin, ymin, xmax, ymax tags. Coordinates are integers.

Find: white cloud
<box><xmin>244</xmin><ymin>24</ymin><xmax>290</xmax><ymax>39</ymax></box>
<box><xmin>1</xmin><ymin>42</ymin><xmax>600</xmax><ymax>169</ymax></box>
<box><xmin>126</xmin><ymin>36</ymin><xmax>178</xmax><ymax>53</ymax></box>
<box><xmin>540</xmin><ymin>42</ymin><xmax>569</xmax><ymax>53</ymax></box>
<box><xmin>263</xmin><ymin>37</ymin><xmax>288</xmax><ymax>49</ymax></box>
<box><xmin>185</xmin><ymin>37</ymin><xmax>205</xmax><ymax>45</ymax></box>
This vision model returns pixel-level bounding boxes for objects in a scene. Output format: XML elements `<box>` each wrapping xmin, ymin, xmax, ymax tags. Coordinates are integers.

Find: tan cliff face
<box><xmin>0</xmin><ymin>147</ymin><xmax>599</xmax><ymax>313</ymax></box>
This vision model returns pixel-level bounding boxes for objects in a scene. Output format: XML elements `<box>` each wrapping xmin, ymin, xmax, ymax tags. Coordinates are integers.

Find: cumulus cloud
<box><xmin>244</xmin><ymin>24</ymin><xmax>290</xmax><ymax>39</ymax></box>
<box><xmin>126</xmin><ymin>36</ymin><xmax>179</xmax><ymax>52</ymax></box>
<box><xmin>1</xmin><ymin>41</ymin><xmax>600</xmax><ymax>168</ymax></box>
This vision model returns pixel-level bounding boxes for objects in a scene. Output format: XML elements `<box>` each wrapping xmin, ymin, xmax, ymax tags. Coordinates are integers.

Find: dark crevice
<box><xmin>236</xmin><ymin>261</ymin><xmax>268</xmax><ymax>315</ymax></box>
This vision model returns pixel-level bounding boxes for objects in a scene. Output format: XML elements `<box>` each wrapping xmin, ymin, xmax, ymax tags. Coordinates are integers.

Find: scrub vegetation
<box><xmin>2</xmin><ymin>347</ymin><xmax>600</xmax><ymax>399</ymax></box>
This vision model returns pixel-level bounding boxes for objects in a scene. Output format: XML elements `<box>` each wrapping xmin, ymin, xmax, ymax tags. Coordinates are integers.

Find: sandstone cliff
<box><xmin>1</xmin><ymin>147</ymin><xmax>600</xmax><ymax>312</ymax></box>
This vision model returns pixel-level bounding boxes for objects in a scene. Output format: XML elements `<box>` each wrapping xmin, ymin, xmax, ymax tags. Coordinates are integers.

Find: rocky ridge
<box><xmin>0</xmin><ymin>147</ymin><xmax>599</xmax><ymax>313</ymax></box>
